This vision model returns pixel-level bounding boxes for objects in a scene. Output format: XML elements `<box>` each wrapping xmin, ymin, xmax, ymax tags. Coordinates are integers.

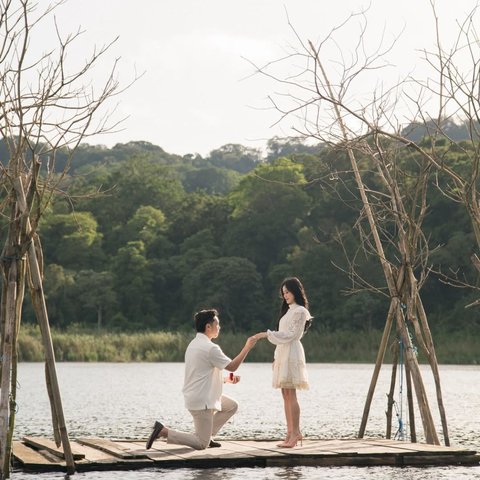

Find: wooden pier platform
<box><xmin>12</xmin><ymin>436</ymin><xmax>480</xmax><ymax>473</ymax></box>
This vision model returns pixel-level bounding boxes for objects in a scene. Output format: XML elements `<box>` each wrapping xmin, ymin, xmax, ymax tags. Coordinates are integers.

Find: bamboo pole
<box><xmin>27</xmin><ymin>238</ymin><xmax>75</xmax><ymax>474</ymax></box>
<box><xmin>4</xmin><ymin>259</ymin><xmax>26</xmax><ymax>476</ymax></box>
<box><xmin>385</xmin><ymin>340</ymin><xmax>399</xmax><ymax>439</ymax></box>
<box><xmin>395</xmin><ymin>308</ymin><xmax>439</xmax><ymax>445</ymax></box>
<box><xmin>45</xmin><ymin>362</ymin><xmax>61</xmax><ymax>446</ymax></box>
<box><xmin>0</xmin><ymin>262</ymin><xmax>17</xmax><ymax>479</ymax></box>
<box><xmin>405</xmin><ymin>359</ymin><xmax>416</xmax><ymax>443</ymax></box>
<box><xmin>14</xmin><ymin>178</ymin><xmax>75</xmax><ymax>475</ymax></box>
<box><xmin>0</xmin><ymin>281</ymin><xmax>6</xmax><ymax>480</ymax></box>
<box><xmin>358</xmin><ymin>300</ymin><xmax>395</xmax><ymax>438</ymax></box>
<box><xmin>415</xmin><ymin>291</ymin><xmax>450</xmax><ymax>446</ymax></box>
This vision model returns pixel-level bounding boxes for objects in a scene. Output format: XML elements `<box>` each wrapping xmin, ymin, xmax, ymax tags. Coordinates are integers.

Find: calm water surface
<box><xmin>11</xmin><ymin>363</ymin><xmax>480</xmax><ymax>479</ymax></box>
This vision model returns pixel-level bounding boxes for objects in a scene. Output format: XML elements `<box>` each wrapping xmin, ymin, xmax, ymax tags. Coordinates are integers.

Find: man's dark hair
<box><xmin>194</xmin><ymin>309</ymin><xmax>218</xmax><ymax>333</ymax></box>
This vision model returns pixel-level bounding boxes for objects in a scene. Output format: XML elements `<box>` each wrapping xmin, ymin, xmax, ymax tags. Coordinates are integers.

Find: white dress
<box><xmin>266</xmin><ymin>303</ymin><xmax>311</xmax><ymax>390</ymax></box>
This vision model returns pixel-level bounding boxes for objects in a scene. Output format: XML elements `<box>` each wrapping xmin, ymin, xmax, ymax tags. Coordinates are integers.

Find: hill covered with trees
<box><xmin>12</xmin><ymin>135</ymin><xmax>479</xmax><ymax>335</ymax></box>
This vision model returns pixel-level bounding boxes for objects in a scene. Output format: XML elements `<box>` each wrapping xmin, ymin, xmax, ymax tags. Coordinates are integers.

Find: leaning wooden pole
<box><xmin>14</xmin><ymin>178</ymin><xmax>75</xmax><ymax>475</ymax></box>
<box><xmin>27</xmin><ymin>240</ymin><xmax>75</xmax><ymax>474</ymax></box>
<box><xmin>405</xmin><ymin>359</ymin><xmax>417</xmax><ymax>443</ymax></box>
<box><xmin>415</xmin><ymin>290</ymin><xmax>450</xmax><ymax>445</ymax></box>
<box><xmin>385</xmin><ymin>339</ymin><xmax>399</xmax><ymax>439</ymax></box>
<box><xmin>396</xmin><ymin>309</ymin><xmax>439</xmax><ymax>445</ymax></box>
<box><xmin>0</xmin><ymin>262</ymin><xmax>17</xmax><ymax>479</ymax></box>
<box><xmin>0</xmin><ymin>196</ymin><xmax>25</xmax><ymax>479</ymax></box>
<box><xmin>4</xmin><ymin>259</ymin><xmax>26</xmax><ymax>477</ymax></box>
<box><xmin>358</xmin><ymin>300</ymin><xmax>395</xmax><ymax>438</ymax></box>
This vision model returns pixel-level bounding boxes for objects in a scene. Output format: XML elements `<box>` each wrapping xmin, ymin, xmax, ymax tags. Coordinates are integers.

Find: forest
<box><xmin>13</xmin><ymin>127</ymin><xmax>480</xmax><ymax>337</ymax></box>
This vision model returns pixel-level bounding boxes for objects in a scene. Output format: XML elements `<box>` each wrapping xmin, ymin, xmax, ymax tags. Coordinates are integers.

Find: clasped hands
<box><xmin>252</xmin><ymin>331</ymin><xmax>268</xmax><ymax>341</ymax></box>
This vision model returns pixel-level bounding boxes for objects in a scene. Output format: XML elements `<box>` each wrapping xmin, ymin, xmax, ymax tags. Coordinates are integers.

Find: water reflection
<box><xmin>161</xmin><ymin>467</ymin><xmax>307</xmax><ymax>480</ymax></box>
<box><xmin>272</xmin><ymin>466</ymin><xmax>304</xmax><ymax>480</ymax></box>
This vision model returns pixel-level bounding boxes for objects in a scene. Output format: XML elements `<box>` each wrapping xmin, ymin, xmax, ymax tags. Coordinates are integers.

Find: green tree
<box><xmin>77</xmin><ymin>156</ymin><xmax>186</xmax><ymax>255</ymax></box>
<box><xmin>224</xmin><ymin>158</ymin><xmax>311</xmax><ymax>275</ymax></box>
<box><xmin>121</xmin><ymin>205</ymin><xmax>168</xmax><ymax>247</ymax></box>
<box><xmin>43</xmin><ymin>264</ymin><xmax>76</xmax><ymax>328</ymax></box>
<box><xmin>168</xmin><ymin>193</ymin><xmax>232</xmax><ymax>247</ymax></box>
<box><xmin>182</xmin><ymin>166</ymin><xmax>241</xmax><ymax>194</ymax></box>
<box><xmin>207</xmin><ymin>143</ymin><xmax>263</xmax><ymax>173</ymax></box>
<box><xmin>266</xmin><ymin>137</ymin><xmax>323</xmax><ymax>161</ymax></box>
<box><xmin>111</xmin><ymin>241</ymin><xmax>157</xmax><ymax>329</ymax></box>
<box><xmin>40</xmin><ymin>212</ymin><xmax>105</xmax><ymax>270</ymax></box>
<box><xmin>73</xmin><ymin>270</ymin><xmax>118</xmax><ymax>329</ymax></box>
<box><xmin>182</xmin><ymin>257</ymin><xmax>267</xmax><ymax>331</ymax></box>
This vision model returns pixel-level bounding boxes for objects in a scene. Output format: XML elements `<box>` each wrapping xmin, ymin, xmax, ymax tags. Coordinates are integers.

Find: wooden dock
<box><xmin>12</xmin><ymin>436</ymin><xmax>480</xmax><ymax>473</ymax></box>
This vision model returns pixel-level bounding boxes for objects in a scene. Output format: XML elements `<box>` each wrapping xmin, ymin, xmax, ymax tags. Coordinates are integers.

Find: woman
<box><xmin>254</xmin><ymin>277</ymin><xmax>311</xmax><ymax>448</ymax></box>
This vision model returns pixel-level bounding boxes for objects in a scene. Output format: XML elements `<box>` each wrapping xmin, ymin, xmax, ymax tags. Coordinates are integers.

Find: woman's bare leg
<box><xmin>289</xmin><ymin>389</ymin><xmax>301</xmax><ymax>437</ymax></box>
<box><xmin>278</xmin><ymin>388</ymin><xmax>292</xmax><ymax>446</ymax></box>
<box><xmin>282</xmin><ymin>389</ymin><xmax>302</xmax><ymax>447</ymax></box>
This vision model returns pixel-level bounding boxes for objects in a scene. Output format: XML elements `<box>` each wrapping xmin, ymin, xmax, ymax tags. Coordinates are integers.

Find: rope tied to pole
<box><xmin>394</xmin><ymin>303</ymin><xmax>418</xmax><ymax>441</ymax></box>
<box><xmin>394</xmin><ymin>337</ymin><xmax>406</xmax><ymax>441</ymax></box>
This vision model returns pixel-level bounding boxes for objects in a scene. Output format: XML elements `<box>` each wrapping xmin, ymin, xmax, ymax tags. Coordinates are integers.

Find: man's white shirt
<box><xmin>182</xmin><ymin>333</ymin><xmax>231</xmax><ymax>411</ymax></box>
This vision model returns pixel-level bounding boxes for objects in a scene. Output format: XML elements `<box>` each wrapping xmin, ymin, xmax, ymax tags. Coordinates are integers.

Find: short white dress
<box><xmin>267</xmin><ymin>303</ymin><xmax>311</xmax><ymax>390</ymax></box>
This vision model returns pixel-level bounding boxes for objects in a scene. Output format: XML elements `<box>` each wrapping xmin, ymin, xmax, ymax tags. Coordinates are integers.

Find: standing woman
<box><xmin>255</xmin><ymin>277</ymin><xmax>312</xmax><ymax>448</ymax></box>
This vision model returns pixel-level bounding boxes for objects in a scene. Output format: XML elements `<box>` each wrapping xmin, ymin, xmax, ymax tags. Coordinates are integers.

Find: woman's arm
<box><xmin>264</xmin><ymin>310</ymin><xmax>308</xmax><ymax>345</ymax></box>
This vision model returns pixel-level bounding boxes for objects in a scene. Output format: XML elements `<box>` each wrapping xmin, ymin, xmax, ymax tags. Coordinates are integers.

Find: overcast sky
<box><xmin>38</xmin><ymin>0</ymin><xmax>480</xmax><ymax>156</ymax></box>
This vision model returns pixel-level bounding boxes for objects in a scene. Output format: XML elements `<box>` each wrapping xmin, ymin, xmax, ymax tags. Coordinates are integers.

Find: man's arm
<box><xmin>224</xmin><ymin>336</ymin><xmax>257</xmax><ymax>372</ymax></box>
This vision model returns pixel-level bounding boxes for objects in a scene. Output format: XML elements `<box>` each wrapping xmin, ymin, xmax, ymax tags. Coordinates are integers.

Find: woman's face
<box><xmin>282</xmin><ymin>286</ymin><xmax>295</xmax><ymax>305</ymax></box>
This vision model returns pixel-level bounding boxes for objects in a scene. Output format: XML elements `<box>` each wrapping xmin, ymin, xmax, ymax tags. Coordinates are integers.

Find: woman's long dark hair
<box><xmin>277</xmin><ymin>277</ymin><xmax>310</xmax><ymax>330</ymax></box>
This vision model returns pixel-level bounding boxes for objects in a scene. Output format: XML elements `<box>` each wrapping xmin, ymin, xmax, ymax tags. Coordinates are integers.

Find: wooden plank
<box><xmin>23</xmin><ymin>437</ymin><xmax>85</xmax><ymax>460</ymax></box>
<box><xmin>223</xmin><ymin>440</ymin><xmax>293</xmax><ymax>456</ymax></box>
<box><xmin>364</xmin><ymin>439</ymin><xmax>476</xmax><ymax>454</ymax></box>
<box><xmin>12</xmin><ymin>441</ymin><xmax>62</xmax><ymax>467</ymax></box>
<box><xmin>69</xmin><ymin>442</ymin><xmax>122</xmax><ymax>463</ymax></box>
<box><xmin>76</xmin><ymin>438</ymin><xmax>147</xmax><ymax>459</ymax></box>
<box><xmin>72</xmin><ymin>440</ymin><xmax>154</xmax><ymax>471</ymax></box>
<box><xmin>12</xmin><ymin>437</ymin><xmax>480</xmax><ymax>473</ymax></box>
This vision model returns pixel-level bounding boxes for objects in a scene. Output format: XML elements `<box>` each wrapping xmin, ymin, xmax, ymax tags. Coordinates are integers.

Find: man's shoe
<box><xmin>146</xmin><ymin>421</ymin><xmax>164</xmax><ymax>450</ymax></box>
<box><xmin>209</xmin><ymin>440</ymin><xmax>222</xmax><ymax>448</ymax></box>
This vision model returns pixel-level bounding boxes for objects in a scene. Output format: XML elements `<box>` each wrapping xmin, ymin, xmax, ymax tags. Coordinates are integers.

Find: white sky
<box><xmin>35</xmin><ymin>0</ymin><xmax>480</xmax><ymax>156</ymax></box>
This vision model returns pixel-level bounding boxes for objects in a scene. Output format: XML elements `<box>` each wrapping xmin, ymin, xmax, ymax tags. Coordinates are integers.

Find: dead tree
<box><xmin>0</xmin><ymin>1</ymin><xmax>129</xmax><ymax>477</ymax></box>
<box><xmin>251</xmin><ymin>6</ymin><xmax>454</xmax><ymax>445</ymax></box>
<box><xmin>383</xmin><ymin>5</ymin><xmax>480</xmax><ymax>295</ymax></box>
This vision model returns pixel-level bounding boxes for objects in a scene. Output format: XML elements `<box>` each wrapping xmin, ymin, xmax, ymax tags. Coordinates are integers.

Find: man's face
<box><xmin>206</xmin><ymin>316</ymin><xmax>220</xmax><ymax>339</ymax></box>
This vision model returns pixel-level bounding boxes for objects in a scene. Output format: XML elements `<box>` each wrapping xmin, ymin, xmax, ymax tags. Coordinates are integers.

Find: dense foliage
<box><xmin>13</xmin><ymin>137</ymin><xmax>480</xmax><ymax>334</ymax></box>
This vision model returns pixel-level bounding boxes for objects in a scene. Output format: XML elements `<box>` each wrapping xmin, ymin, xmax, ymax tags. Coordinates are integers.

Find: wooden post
<box><xmin>415</xmin><ymin>291</ymin><xmax>450</xmax><ymax>445</ymax></box>
<box><xmin>405</xmin><ymin>359</ymin><xmax>416</xmax><ymax>443</ymax></box>
<box><xmin>0</xmin><ymin>262</ymin><xmax>17</xmax><ymax>479</ymax></box>
<box><xmin>4</xmin><ymin>259</ymin><xmax>26</xmax><ymax>476</ymax></box>
<box><xmin>358</xmin><ymin>300</ymin><xmax>395</xmax><ymax>438</ymax></box>
<box><xmin>385</xmin><ymin>340</ymin><xmax>399</xmax><ymax>439</ymax></box>
<box><xmin>27</xmin><ymin>239</ymin><xmax>75</xmax><ymax>474</ymax></box>
<box><xmin>14</xmin><ymin>178</ymin><xmax>75</xmax><ymax>474</ymax></box>
<box><xmin>396</xmin><ymin>309</ymin><xmax>439</xmax><ymax>445</ymax></box>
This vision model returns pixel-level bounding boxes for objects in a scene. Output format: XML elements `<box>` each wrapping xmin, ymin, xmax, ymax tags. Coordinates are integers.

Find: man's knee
<box><xmin>194</xmin><ymin>438</ymin><xmax>210</xmax><ymax>450</ymax></box>
<box><xmin>222</xmin><ymin>396</ymin><xmax>238</xmax><ymax>414</ymax></box>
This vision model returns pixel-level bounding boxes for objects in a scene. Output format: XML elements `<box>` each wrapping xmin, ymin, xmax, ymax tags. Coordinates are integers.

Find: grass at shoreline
<box><xmin>17</xmin><ymin>324</ymin><xmax>480</xmax><ymax>364</ymax></box>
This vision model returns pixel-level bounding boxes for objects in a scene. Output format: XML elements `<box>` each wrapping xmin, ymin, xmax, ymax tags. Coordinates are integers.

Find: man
<box><xmin>146</xmin><ymin>309</ymin><xmax>257</xmax><ymax>450</ymax></box>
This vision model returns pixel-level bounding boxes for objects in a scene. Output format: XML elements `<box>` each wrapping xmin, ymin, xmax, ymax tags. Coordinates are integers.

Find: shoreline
<box><xmin>17</xmin><ymin>325</ymin><xmax>480</xmax><ymax>364</ymax></box>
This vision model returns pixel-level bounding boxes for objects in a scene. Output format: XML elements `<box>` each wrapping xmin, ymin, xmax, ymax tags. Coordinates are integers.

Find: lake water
<box><xmin>10</xmin><ymin>362</ymin><xmax>480</xmax><ymax>479</ymax></box>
